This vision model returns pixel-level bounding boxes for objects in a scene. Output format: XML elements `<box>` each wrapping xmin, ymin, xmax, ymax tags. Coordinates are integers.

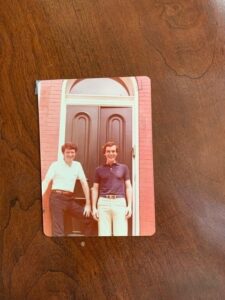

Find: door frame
<box><xmin>58</xmin><ymin>78</ymin><xmax>140</xmax><ymax>235</ymax></box>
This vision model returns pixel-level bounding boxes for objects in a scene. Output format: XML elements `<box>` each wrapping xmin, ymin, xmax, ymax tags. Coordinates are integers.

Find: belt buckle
<box><xmin>54</xmin><ymin>190</ymin><xmax>73</xmax><ymax>196</ymax></box>
<box><xmin>54</xmin><ymin>190</ymin><xmax>61</xmax><ymax>194</ymax></box>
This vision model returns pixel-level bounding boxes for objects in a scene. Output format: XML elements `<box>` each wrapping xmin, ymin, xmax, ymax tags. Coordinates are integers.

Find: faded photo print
<box><xmin>37</xmin><ymin>76</ymin><xmax>155</xmax><ymax>237</ymax></box>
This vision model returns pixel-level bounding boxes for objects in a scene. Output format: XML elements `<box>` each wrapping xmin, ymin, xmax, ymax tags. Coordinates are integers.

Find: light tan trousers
<box><xmin>97</xmin><ymin>197</ymin><xmax>128</xmax><ymax>236</ymax></box>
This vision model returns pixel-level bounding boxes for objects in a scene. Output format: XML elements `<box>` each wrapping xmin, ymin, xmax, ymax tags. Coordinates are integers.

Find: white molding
<box><xmin>131</xmin><ymin>77</ymin><xmax>140</xmax><ymax>236</ymax></box>
<box><xmin>59</xmin><ymin>77</ymin><xmax>140</xmax><ymax>236</ymax></box>
<box><xmin>57</xmin><ymin>80</ymin><xmax>67</xmax><ymax>160</ymax></box>
<box><xmin>66</xmin><ymin>98</ymin><xmax>134</xmax><ymax>107</ymax></box>
<box><xmin>65</xmin><ymin>93</ymin><xmax>133</xmax><ymax>99</ymax></box>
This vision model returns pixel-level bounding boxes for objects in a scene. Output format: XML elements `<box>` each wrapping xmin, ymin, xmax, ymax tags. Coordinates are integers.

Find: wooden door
<box><xmin>66</xmin><ymin>106</ymin><xmax>132</xmax><ymax>187</ymax></box>
<box><xmin>100</xmin><ymin>107</ymin><xmax>132</xmax><ymax>179</ymax></box>
<box><xmin>66</xmin><ymin>106</ymin><xmax>99</xmax><ymax>186</ymax></box>
<box><xmin>65</xmin><ymin>105</ymin><xmax>133</xmax><ymax>235</ymax></box>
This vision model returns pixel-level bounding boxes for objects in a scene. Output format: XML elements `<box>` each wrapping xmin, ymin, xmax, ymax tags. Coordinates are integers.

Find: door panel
<box><xmin>66</xmin><ymin>106</ymin><xmax>99</xmax><ymax>186</ymax></box>
<box><xmin>100</xmin><ymin>107</ymin><xmax>132</xmax><ymax>179</ymax></box>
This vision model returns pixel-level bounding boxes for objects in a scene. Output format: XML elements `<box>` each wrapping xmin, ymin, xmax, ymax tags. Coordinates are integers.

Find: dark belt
<box><xmin>100</xmin><ymin>195</ymin><xmax>124</xmax><ymax>199</ymax></box>
<box><xmin>52</xmin><ymin>190</ymin><xmax>75</xmax><ymax>196</ymax></box>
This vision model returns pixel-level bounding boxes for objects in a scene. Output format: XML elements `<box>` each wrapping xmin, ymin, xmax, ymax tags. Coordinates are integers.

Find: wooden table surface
<box><xmin>1</xmin><ymin>1</ymin><xmax>225</xmax><ymax>299</ymax></box>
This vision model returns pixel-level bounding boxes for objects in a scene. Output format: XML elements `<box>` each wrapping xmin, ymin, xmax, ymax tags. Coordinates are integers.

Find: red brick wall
<box><xmin>38</xmin><ymin>80</ymin><xmax>63</xmax><ymax>179</ymax></box>
<box><xmin>137</xmin><ymin>76</ymin><xmax>155</xmax><ymax>235</ymax></box>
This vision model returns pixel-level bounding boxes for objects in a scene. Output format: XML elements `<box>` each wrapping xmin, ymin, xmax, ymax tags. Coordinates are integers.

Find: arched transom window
<box><xmin>69</xmin><ymin>78</ymin><xmax>130</xmax><ymax>96</ymax></box>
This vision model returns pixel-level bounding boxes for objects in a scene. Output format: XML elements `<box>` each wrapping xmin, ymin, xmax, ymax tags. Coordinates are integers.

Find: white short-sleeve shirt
<box><xmin>45</xmin><ymin>160</ymin><xmax>86</xmax><ymax>192</ymax></box>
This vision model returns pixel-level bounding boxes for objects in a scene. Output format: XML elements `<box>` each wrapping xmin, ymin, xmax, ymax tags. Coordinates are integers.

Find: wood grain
<box><xmin>1</xmin><ymin>0</ymin><xmax>225</xmax><ymax>299</ymax></box>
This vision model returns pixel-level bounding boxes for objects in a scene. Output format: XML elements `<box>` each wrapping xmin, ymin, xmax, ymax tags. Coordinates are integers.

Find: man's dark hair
<box><xmin>102</xmin><ymin>141</ymin><xmax>119</xmax><ymax>154</ymax></box>
<box><xmin>61</xmin><ymin>142</ymin><xmax>78</xmax><ymax>153</ymax></box>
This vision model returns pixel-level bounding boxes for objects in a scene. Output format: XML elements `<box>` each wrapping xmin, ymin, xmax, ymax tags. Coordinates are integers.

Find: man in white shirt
<box><xmin>42</xmin><ymin>142</ymin><xmax>92</xmax><ymax>236</ymax></box>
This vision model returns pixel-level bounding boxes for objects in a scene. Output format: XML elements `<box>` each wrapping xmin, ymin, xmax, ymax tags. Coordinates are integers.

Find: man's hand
<box><xmin>92</xmin><ymin>207</ymin><xmax>99</xmax><ymax>221</ymax></box>
<box><xmin>83</xmin><ymin>204</ymin><xmax>91</xmax><ymax>217</ymax></box>
<box><xmin>125</xmin><ymin>206</ymin><xmax>132</xmax><ymax>219</ymax></box>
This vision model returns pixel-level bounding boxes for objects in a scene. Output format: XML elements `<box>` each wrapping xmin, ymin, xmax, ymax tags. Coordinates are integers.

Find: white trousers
<box><xmin>97</xmin><ymin>197</ymin><xmax>128</xmax><ymax>236</ymax></box>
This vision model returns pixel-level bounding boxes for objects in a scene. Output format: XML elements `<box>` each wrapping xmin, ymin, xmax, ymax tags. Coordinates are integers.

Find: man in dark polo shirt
<box><xmin>92</xmin><ymin>141</ymin><xmax>132</xmax><ymax>236</ymax></box>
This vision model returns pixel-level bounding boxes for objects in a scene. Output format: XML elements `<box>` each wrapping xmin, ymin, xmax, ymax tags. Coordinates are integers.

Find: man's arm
<box><xmin>42</xmin><ymin>179</ymin><xmax>50</xmax><ymax>196</ymax></box>
<box><xmin>80</xmin><ymin>179</ymin><xmax>91</xmax><ymax>217</ymax></box>
<box><xmin>92</xmin><ymin>183</ymin><xmax>99</xmax><ymax>221</ymax></box>
<box><xmin>125</xmin><ymin>179</ymin><xmax>132</xmax><ymax>218</ymax></box>
<box><xmin>41</xmin><ymin>162</ymin><xmax>56</xmax><ymax>196</ymax></box>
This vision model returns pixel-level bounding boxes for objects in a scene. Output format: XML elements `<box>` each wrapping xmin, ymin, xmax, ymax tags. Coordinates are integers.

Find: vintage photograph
<box><xmin>38</xmin><ymin>76</ymin><xmax>155</xmax><ymax>237</ymax></box>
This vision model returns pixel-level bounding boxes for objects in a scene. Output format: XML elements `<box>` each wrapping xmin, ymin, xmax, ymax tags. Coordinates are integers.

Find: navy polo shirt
<box><xmin>94</xmin><ymin>163</ymin><xmax>130</xmax><ymax>197</ymax></box>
